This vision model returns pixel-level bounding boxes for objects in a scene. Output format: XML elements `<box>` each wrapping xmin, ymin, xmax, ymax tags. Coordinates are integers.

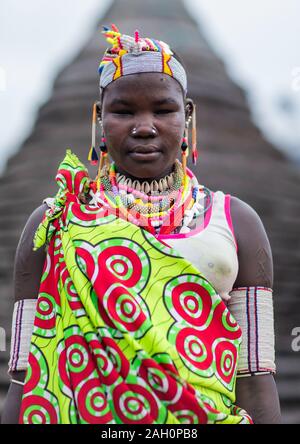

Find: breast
<box><xmin>165</xmin><ymin>229</ymin><xmax>239</xmax><ymax>298</ymax></box>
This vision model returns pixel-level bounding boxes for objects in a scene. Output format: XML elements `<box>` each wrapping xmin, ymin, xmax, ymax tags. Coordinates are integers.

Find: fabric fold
<box><xmin>20</xmin><ymin>150</ymin><xmax>252</xmax><ymax>424</ymax></box>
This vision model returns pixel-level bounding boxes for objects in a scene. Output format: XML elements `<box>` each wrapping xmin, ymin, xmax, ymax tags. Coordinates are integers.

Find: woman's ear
<box><xmin>185</xmin><ymin>98</ymin><xmax>194</xmax><ymax>124</ymax></box>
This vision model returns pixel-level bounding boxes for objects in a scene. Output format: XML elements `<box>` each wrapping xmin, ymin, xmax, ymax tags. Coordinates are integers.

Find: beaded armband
<box><xmin>8</xmin><ymin>299</ymin><xmax>37</xmax><ymax>373</ymax></box>
<box><xmin>228</xmin><ymin>286</ymin><xmax>276</xmax><ymax>377</ymax></box>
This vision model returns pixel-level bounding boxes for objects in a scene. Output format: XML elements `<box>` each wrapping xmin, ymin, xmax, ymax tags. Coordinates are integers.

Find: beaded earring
<box><xmin>182</xmin><ymin>102</ymin><xmax>198</xmax><ymax>171</ymax></box>
<box><xmin>87</xmin><ymin>101</ymin><xmax>110</xmax><ymax>190</ymax></box>
<box><xmin>87</xmin><ymin>102</ymin><xmax>99</xmax><ymax>165</ymax></box>
<box><xmin>181</xmin><ymin>125</ymin><xmax>189</xmax><ymax>178</ymax></box>
<box><xmin>191</xmin><ymin>103</ymin><xmax>198</xmax><ymax>165</ymax></box>
<box><xmin>96</xmin><ymin>135</ymin><xmax>109</xmax><ymax>191</ymax></box>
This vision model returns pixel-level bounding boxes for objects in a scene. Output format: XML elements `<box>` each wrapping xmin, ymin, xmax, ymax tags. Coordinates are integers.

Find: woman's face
<box><xmin>100</xmin><ymin>72</ymin><xmax>188</xmax><ymax>180</ymax></box>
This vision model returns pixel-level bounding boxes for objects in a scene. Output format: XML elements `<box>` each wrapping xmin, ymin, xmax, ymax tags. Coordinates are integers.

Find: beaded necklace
<box><xmin>89</xmin><ymin>161</ymin><xmax>211</xmax><ymax>237</ymax></box>
<box><xmin>100</xmin><ymin>160</ymin><xmax>183</xmax><ymax>216</ymax></box>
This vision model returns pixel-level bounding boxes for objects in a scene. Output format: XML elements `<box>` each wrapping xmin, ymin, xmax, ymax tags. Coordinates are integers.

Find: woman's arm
<box><xmin>1</xmin><ymin>204</ymin><xmax>47</xmax><ymax>424</ymax></box>
<box><xmin>230</xmin><ymin>196</ymin><xmax>281</xmax><ymax>424</ymax></box>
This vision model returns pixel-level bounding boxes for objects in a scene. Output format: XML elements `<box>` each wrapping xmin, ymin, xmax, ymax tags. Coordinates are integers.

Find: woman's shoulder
<box><xmin>201</xmin><ymin>188</ymin><xmax>266</xmax><ymax>239</ymax></box>
<box><xmin>229</xmin><ymin>195</ymin><xmax>268</xmax><ymax>240</ymax></box>
<box><xmin>22</xmin><ymin>203</ymin><xmax>49</xmax><ymax>240</ymax></box>
<box><xmin>230</xmin><ymin>195</ymin><xmax>261</xmax><ymax>220</ymax></box>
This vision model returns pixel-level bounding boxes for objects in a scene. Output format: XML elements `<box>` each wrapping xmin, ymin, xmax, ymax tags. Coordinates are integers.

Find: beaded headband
<box><xmin>98</xmin><ymin>24</ymin><xmax>187</xmax><ymax>94</ymax></box>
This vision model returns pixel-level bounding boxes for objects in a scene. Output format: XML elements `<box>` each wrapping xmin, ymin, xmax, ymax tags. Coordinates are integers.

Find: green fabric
<box><xmin>20</xmin><ymin>150</ymin><xmax>252</xmax><ymax>424</ymax></box>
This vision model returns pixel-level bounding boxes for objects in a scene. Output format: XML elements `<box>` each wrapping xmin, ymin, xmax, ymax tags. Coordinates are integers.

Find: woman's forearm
<box><xmin>235</xmin><ymin>374</ymin><xmax>281</xmax><ymax>424</ymax></box>
<box><xmin>1</xmin><ymin>371</ymin><xmax>25</xmax><ymax>424</ymax></box>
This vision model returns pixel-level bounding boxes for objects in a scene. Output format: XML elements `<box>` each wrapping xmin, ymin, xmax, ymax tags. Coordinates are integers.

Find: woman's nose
<box><xmin>131</xmin><ymin>117</ymin><xmax>158</xmax><ymax>138</ymax></box>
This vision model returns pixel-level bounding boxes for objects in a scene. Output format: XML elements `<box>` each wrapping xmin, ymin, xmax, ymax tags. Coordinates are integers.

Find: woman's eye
<box><xmin>155</xmin><ymin>109</ymin><xmax>174</xmax><ymax>114</ymax></box>
<box><xmin>113</xmin><ymin>110</ymin><xmax>133</xmax><ymax>115</ymax></box>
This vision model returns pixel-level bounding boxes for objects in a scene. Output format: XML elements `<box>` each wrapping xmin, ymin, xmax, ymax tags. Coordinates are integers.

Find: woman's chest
<box><xmin>165</xmin><ymin>230</ymin><xmax>239</xmax><ymax>298</ymax></box>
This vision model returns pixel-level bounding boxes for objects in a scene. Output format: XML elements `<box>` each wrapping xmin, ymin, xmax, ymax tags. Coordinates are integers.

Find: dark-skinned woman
<box><xmin>2</xmin><ymin>25</ymin><xmax>281</xmax><ymax>424</ymax></box>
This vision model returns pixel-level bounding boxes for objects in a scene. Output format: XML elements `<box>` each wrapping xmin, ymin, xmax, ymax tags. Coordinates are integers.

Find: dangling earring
<box><xmin>96</xmin><ymin>135</ymin><xmax>108</xmax><ymax>191</ymax></box>
<box><xmin>88</xmin><ymin>102</ymin><xmax>99</xmax><ymax>165</ymax></box>
<box><xmin>191</xmin><ymin>103</ymin><xmax>198</xmax><ymax>165</ymax></box>
<box><xmin>181</xmin><ymin>124</ymin><xmax>189</xmax><ymax>178</ymax></box>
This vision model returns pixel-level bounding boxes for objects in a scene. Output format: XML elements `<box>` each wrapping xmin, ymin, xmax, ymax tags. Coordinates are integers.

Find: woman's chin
<box><xmin>128</xmin><ymin>168</ymin><xmax>160</xmax><ymax>180</ymax></box>
<box><xmin>123</xmin><ymin>160</ymin><xmax>167</xmax><ymax>180</ymax></box>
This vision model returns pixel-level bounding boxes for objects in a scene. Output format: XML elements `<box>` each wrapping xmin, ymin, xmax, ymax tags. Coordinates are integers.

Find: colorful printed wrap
<box><xmin>19</xmin><ymin>150</ymin><xmax>253</xmax><ymax>424</ymax></box>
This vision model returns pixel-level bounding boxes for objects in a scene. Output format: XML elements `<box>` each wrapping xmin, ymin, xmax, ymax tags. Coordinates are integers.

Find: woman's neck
<box><xmin>111</xmin><ymin>160</ymin><xmax>183</xmax><ymax>194</ymax></box>
<box><xmin>114</xmin><ymin>164</ymin><xmax>175</xmax><ymax>182</ymax></box>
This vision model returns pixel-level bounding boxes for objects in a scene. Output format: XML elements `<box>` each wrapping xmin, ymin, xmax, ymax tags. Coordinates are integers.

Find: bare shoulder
<box><xmin>230</xmin><ymin>196</ymin><xmax>273</xmax><ymax>288</ymax></box>
<box><xmin>230</xmin><ymin>195</ymin><xmax>263</xmax><ymax>224</ymax></box>
<box><xmin>16</xmin><ymin>203</ymin><xmax>48</xmax><ymax>256</ymax></box>
<box><xmin>230</xmin><ymin>196</ymin><xmax>270</xmax><ymax>245</ymax></box>
<box><xmin>13</xmin><ymin>203</ymin><xmax>48</xmax><ymax>302</ymax></box>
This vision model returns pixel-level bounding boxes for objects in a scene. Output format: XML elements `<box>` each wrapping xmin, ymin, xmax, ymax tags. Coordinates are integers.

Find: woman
<box><xmin>2</xmin><ymin>25</ymin><xmax>281</xmax><ymax>424</ymax></box>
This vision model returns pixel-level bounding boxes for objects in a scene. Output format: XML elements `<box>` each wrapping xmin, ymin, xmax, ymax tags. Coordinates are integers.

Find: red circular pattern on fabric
<box><xmin>77</xmin><ymin>378</ymin><xmax>113</xmax><ymax>424</ymax></box>
<box><xmin>172</xmin><ymin>282</ymin><xmax>212</xmax><ymax>327</ymax></box>
<box><xmin>215</xmin><ymin>340</ymin><xmax>237</xmax><ymax>384</ymax></box>
<box><xmin>176</xmin><ymin>327</ymin><xmax>213</xmax><ymax>372</ymax></box>
<box><xmin>100</xmin><ymin>245</ymin><xmax>142</xmax><ymax>287</ymax></box>
<box><xmin>110</xmin><ymin>259</ymin><xmax>129</xmax><ymax>277</ymax></box>
<box><xmin>34</xmin><ymin>297</ymin><xmax>56</xmax><ymax>331</ymax></box>
<box><xmin>113</xmin><ymin>383</ymin><xmax>159</xmax><ymax>424</ymax></box>
<box><xmin>20</xmin><ymin>395</ymin><xmax>58</xmax><ymax>424</ymax></box>
<box><xmin>65</xmin><ymin>335</ymin><xmax>94</xmax><ymax>385</ymax></box>
<box><xmin>23</xmin><ymin>352</ymin><xmax>41</xmax><ymax>395</ymax></box>
<box><xmin>101</xmin><ymin>337</ymin><xmax>130</xmax><ymax>379</ymax></box>
<box><xmin>37</xmin><ymin>297</ymin><xmax>53</xmax><ymax>316</ymax></box>
<box><xmin>105</xmin><ymin>285</ymin><xmax>146</xmax><ymax>332</ymax></box>
<box><xmin>138</xmin><ymin>358</ymin><xmax>179</xmax><ymax>403</ymax></box>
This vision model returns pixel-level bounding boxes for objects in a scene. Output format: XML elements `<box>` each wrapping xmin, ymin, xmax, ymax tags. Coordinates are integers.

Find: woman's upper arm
<box><xmin>229</xmin><ymin>196</ymin><xmax>281</xmax><ymax>423</ymax></box>
<box><xmin>2</xmin><ymin>204</ymin><xmax>48</xmax><ymax>423</ymax></box>
<box><xmin>230</xmin><ymin>196</ymin><xmax>273</xmax><ymax>288</ymax></box>
<box><xmin>13</xmin><ymin>203</ymin><xmax>48</xmax><ymax>302</ymax></box>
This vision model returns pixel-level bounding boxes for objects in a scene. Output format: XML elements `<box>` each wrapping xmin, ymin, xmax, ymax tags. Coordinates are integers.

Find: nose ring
<box><xmin>131</xmin><ymin>127</ymin><xmax>157</xmax><ymax>135</ymax></box>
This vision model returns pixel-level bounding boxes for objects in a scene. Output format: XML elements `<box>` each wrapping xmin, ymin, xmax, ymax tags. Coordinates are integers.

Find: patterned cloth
<box><xmin>19</xmin><ymin>150</ymin><xmax>252</xmax><ymax>424</ymax></box>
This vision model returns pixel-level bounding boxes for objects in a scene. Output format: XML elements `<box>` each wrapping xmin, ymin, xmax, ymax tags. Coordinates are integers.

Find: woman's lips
<box><xmin>128</xmin><ymin>145</ymin><xmax>162</xmax><ymax>161</ymax></box>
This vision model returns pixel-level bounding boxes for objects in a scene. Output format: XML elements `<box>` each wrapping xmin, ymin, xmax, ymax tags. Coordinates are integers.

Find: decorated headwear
<box><xmin>98</xmin><ymin>24</ymin><xmax>187</xmax><ymax>94</ymax></box>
